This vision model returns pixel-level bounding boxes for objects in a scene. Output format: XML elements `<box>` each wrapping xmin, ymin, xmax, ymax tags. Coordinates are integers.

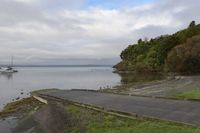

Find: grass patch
<box><xmin>71</xmin><ymin>127</ymin><xmax>80</xmax><ymax>133</ymax></box>
<box><xmin>86</xmin><ymin>115</ymin><xmax>200</xmax><ymax>133</ymax></box>
<box><xmin>175</xmin><ymin>88</ymin><xmax>200</xmax><ymax>100</ymax></box>
<box><xmin>0</xmin><ymin>97</ymin><xmax>43</xmax><ymax>117</ymax></box>
<box><xmin>65</xmin><ymin>105</ymin><xmax>80</xmax><ymax>114</ymax></box>
<box><xmin>63</xmin><ymin>104</ymin><xmax>200</xmax><ymax>133</ymax></box>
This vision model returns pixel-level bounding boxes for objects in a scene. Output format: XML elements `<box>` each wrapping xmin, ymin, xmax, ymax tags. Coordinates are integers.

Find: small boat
<box><xmin>0</xmin><ymin>67</ymin><xmax>18</xmax><ymax>73</ymax></box>
<box><xmin>0</xmin><ymin>56</ymin><xmax>18</xmax><ymax>73</ymax></box>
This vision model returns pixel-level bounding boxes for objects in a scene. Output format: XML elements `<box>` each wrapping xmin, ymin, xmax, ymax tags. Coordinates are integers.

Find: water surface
<box><xmin>0</xmin><ymin>66</ymin><xmax>120</xmax><ymax>110</ymax></box>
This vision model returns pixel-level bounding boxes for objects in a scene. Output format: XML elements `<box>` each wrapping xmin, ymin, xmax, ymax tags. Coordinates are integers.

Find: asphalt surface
<box><xmin>128</xmin><ymin>76</ymin><xmax>200</xmax><ymax>97</ymax></box>
<box><xmin>39</xmin><ymin>90</ymin><xmax>200</xmax><ymax>126</ymax></box>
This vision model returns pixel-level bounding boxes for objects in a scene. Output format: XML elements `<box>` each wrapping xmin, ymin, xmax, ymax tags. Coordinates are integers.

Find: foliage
<box><xmin>115</xmin><ymin>21</ymin><xmax>200</xmax><ymax>73</ymax></box>
<box><xmin>189</xmin><ymin>21</ymin><xmax>196</xmax><ymax>28</ymax></box>
<box><xmin>166</xmin><ymin>35</ymin><xmax>200</xmax><ymax>73</ymax></box>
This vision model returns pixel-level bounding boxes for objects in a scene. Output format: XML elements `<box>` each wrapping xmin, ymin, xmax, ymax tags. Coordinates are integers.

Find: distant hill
<box><xmin>114</xmin><ymin>21</ymin><xmax>200</xmax><ymax>74</ymax></box>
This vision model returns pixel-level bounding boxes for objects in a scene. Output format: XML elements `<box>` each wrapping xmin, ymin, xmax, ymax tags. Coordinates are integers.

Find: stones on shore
<box><xmin>15</xmin><ymin>97</ymin><xmax>20</xmax><ymax>101</ymax></box>
<box><xmin>20</xmin><ymin>89</ymin><xmax>24</xmax><ymax>95</ymax></box>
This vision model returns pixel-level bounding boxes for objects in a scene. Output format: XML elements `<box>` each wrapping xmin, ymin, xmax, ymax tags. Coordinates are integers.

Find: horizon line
<box><xmin>0</xmin><ymin>64</ymin><xmax>114</xmax><ymax>67</ymax></box>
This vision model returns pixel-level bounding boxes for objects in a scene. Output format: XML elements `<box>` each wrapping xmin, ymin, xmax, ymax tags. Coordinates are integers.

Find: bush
<box><xmin>166</xmin><ymin>35</ymin><xmax>200</xmax><ymax>74</ymax></box>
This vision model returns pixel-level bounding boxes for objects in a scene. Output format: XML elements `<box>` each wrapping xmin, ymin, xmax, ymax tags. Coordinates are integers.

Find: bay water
<box><xmin>0</xmin><ymin>66</ymin><xmax>121</xmax><ymax>110</ymax></box>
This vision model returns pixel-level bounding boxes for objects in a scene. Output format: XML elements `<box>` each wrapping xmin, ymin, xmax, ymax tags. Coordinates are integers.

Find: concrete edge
<box><xmin>33</xmin><ymin>96</ymin><xmax>48</xmax><ymax>104</ymax></box>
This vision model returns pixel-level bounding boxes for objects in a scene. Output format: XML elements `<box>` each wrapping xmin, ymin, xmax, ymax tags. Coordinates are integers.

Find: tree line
<box><xmin>114</xmin><ymin>21</ymin><xmax>200</xmax><ymax>74</ymax></box>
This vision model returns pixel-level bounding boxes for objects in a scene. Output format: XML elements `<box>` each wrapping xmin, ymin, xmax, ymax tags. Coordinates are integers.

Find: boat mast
<box><xmin>11</xmin><ymin>56</ymin><xmax>13</xmax><ymax>67</ymax></box>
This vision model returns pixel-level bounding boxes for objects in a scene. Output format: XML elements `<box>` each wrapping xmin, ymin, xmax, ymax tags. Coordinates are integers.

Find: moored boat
<box><xmin>0</xmin><ymin>67</ymin><xmax>18</xmax><ymax>73</ymax></box>
<box><xmin>0</xmin><ymin>56</ymin><xmax>18</xmax><ymax>73</ymax></box>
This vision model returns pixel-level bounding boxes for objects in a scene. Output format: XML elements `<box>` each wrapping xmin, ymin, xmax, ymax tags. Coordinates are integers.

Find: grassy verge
<box><xmin>87</xmin><ymin>116</ymin><xmax>200</xmax><ymax>133</ymax></box>
<box><xmin>64</xmin><ymin>104</ymin><xmax>200</xmax><ymax>133</ymax></box>
<box><xmin>175</xmin><ymin>88</ymin><xmax>200</xmax><ymax>100</ymax></box>
<box><xmin>0</xmin><ymin>97</ymin><xmax>43</xmax><ymax>117</ymax></box>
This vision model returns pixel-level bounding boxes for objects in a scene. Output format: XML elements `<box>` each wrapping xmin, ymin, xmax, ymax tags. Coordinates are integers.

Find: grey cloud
<box><xmin>0</xmin><ymin>0</ymin><xmax>200</xmax><ymax>65</ymax></box>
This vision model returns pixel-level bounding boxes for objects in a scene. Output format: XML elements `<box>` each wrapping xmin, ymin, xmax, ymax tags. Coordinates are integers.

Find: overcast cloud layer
<box><xmin>0</xmin><ymin>0</ymin><xmax>200</xmax><ymax>65</ymax></box>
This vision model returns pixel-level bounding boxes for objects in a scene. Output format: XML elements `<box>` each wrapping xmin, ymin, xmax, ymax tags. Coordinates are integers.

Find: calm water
<box><xmin>0</xmin><ymin>67</ymin><xmax>121</xmax><ymax>110</ymax></box>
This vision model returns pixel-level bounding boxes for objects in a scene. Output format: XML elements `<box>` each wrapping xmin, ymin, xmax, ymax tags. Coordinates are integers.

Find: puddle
<box><xmin>0</xmin><ymin>117</ymin><xmax>18</xmax><ymax>133</ymax></box>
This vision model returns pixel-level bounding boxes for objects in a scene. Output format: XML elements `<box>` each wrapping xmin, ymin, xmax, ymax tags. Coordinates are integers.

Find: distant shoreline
<box><xmin>0</xmin><ymin>65</ymin><xmax>113</xmax><ymax>67</ymax></box>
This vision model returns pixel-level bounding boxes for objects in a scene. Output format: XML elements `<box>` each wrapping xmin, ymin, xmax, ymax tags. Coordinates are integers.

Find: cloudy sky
<box><xmin>0</xmin><ymin>0</ymin><xmax>200</xmax><ymax>65</ymax></box>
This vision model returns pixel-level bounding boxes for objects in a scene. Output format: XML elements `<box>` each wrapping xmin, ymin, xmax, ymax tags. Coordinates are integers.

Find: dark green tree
<box><xmin>189</xmin><ymin>21</ymin><xmax>196</xmax><ymax>28</ymax></box>
<box><xmin>137</xmin><ymin>39</ymin><xmax>142</xmax><ymax>44</ymax></box>
<box><xmin>116</xmin><ymin>21</ymin><xmax>200</xmax><ymax>73</ymax></box>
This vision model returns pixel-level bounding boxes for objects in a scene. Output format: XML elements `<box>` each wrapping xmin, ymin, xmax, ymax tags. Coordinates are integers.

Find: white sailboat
<box><xmin>0</xmin><ymin>56</ymin><xmax>18</xmax><ymax>73</ymax></box>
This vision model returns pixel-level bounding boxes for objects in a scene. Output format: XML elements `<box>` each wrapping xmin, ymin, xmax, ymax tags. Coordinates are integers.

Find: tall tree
<box><xmin>189</xmin><ymin>21</ymin><xmax>196</xmax><ymax>28</ymax></box>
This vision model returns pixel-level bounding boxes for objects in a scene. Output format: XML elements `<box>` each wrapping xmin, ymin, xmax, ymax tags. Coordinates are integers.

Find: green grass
<box><xmin>71</xmin><ymin>127</ymin><xmax>80</xmax><ymax>133</ymax></box>
<box><xmin>175</xmin><ymin>88</ymin><xmax>200</xmax><ymax>100</ymax></box>
<box><xmin>2</xmin><ymin>99</ymin><xmax>28</xmax><ymax>114</ymax></box>
<box><xmin>64</xmin><ymin>104</ymin><xmax>200</xmax><ymax>133</ymax></box>
<box><xmin>86</xmin><ymin>115</ymin><xmax>200</xmax><ymax>133</ymax></box>
<box><xmin>65</xmin><ymin>105</ymin><xmax>80</xmax><ymax>114</ymax></box>
<box><xmin>0</xmin><ymin>97</ymin><xmax>42</xmax><ymax>116</ymax></box>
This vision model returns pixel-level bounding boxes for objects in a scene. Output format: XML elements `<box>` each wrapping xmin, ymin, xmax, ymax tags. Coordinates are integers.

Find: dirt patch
<box><xmin>32</xmin><ymin>101</ymin><xmax>105</xmax><ymax>133</ymax></box>
<box><xmin>33</xmin><ymin>102</ymin><xmax>68</xmax><ymax>133</ymax></box>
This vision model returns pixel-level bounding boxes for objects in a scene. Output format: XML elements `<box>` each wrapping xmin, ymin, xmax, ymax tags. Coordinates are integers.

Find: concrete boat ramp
<box><xmin>36</xmin><ymin>90</ymin><xmax>200</xmax><ymax>126</ymax></box>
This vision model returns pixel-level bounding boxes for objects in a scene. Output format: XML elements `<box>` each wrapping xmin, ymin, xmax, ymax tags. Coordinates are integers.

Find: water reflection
<box><xmin>0</xmin><ymin>73</ymin><xmax>13</xmax><ymax>79</ymax></box>
<box><xmin>0</xmin><ymin>117</ymin><xmax>18</xmax><ymax>133</ymax></box>
<box><xmin>117</xmin><ymin>72</ymin><xmax>165</xmax><ymax>85</ymax></box>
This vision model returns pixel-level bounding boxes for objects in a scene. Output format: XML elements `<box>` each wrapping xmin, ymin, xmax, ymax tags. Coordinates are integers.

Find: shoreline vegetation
<box><xmin>114</xmin><ymin>21</ymin><xmax>200</xmax><ymax>75</ymax></box>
